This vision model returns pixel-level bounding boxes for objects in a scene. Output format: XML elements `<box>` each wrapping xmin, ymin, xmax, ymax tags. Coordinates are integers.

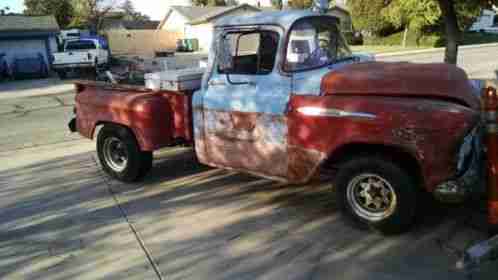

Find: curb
<box><xmin>375</xmin><ymin>42</ymin><xmax>498</xmax><ymax>58</ymax></box>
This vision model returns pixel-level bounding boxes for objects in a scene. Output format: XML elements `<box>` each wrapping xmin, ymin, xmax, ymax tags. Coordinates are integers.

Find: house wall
<box><xmin>161</xmin><ymin>10</ymin><xmax>189</xmax><ymax>36</ymax></box>
<box><xmin>185</xmin><ymin>8</ymin><xmax>260</xmax><ymax>51</ymax></box>
<box><xmin>105</xmin><ymin>30</ymin><xmax>181</xmax><ymax>57</ymax></box>
<box><xmin>185</xmin><ymin>23</ymin><xmax>213</xmax><ymax>51</ymax></box>
<box><xmin>0</xmin><ymin>36</ymin><xmax>56</xmax><ymax>67</ymax></box>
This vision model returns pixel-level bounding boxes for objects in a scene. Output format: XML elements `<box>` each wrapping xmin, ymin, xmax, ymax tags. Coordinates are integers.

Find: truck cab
<box><xmin>194</xmin><ymin>11</ymin><xmax>369</xmax><ymax>179</ymax></box>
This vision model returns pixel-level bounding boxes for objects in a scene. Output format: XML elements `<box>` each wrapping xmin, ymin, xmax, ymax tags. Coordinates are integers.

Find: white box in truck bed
<box><xmin>145</xmin><ymin>68</ymin><xmax>205</xmax><ymax>92</ymax></box>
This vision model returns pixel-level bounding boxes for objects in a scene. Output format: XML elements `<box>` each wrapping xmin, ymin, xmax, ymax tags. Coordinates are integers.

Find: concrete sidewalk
<box><xmin>0</xmin><ymin>78</ymin><xmax>74</xmax><ymax>100</ymax></box>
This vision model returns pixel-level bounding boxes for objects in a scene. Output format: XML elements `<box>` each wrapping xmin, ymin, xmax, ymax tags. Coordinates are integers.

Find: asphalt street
<box><xmin>378</xmin><ymin>45</ymin><xmax>498</xmax><ymax>79</ymax></box>
<box><xmin>1</xmin><ymin>46</ymin><xmax>498</xmax><ymax>279</ymax></box>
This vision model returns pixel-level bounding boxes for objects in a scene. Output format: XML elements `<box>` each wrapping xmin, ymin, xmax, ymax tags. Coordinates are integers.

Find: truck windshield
<box><xmin>66</xmin><ymin>40</ymin><xmax>96</xmax><ymax>51</ymax></box>
<box><xmin>285</xmin><ymin>17</ymin><xmax>351</xmax><ymax>72</ymax></box>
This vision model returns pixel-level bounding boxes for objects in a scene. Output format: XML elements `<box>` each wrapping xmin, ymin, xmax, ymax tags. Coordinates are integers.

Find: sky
<box><xmin>2</xmin><ymin>0</ymin><xmax>192</xmax><ymax>20</ymax></box>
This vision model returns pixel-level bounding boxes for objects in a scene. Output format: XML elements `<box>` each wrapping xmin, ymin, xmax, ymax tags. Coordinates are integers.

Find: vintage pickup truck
<box><xmin>68</xmin><ymin>10</ymin><xmax>484</xmax><ymax>234</ymax></box>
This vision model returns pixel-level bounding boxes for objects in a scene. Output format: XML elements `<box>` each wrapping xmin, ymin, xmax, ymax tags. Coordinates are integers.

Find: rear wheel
<box><xmin>97</xmin><ymin>125</ymin><xmax>153</xmax><ymax>182</ymax></box>
<box><xmin>335</xmin><ymin>156</ymin><xmax>417</xmax><ymax>234</ymax></box>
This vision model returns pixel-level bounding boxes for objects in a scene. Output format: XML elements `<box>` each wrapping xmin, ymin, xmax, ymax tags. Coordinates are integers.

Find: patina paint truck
<box><xmin>69</xmin><ymin>10</ymin><xmax>483</xmax><ymax>234</ymax></box>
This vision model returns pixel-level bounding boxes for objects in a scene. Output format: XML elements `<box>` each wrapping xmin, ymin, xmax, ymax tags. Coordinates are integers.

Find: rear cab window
<box><xmin>218</xmin><ymin>30</ymin><xmax>279</xmax><ymax>75</ymax></box>
<box><xmin>65</xmin><ymin>40</ymin><xmax>97</xmax><ymax>51</ymax></box>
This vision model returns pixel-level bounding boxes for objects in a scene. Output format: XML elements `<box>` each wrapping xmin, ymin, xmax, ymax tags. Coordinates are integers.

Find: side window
<box><xmin>494</xmin><ymin>15</ymin><xmax>498</xmax><ymax>26</ymax></box>
<box><xmin>219</xmin><ymin>31</ymin><xmax>279</xmax><ymax>75</ymax></box>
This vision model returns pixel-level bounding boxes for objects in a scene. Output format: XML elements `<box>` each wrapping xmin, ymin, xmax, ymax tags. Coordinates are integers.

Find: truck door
<box><xmin>201</xmin><ymin>27</ymin><xmax>291</xmax><ymax>178</ymax></box>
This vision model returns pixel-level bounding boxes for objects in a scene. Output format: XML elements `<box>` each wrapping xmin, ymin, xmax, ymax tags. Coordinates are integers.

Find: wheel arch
<box><xmin>321</xmin><ymin>143</ymin><xmax>425</xmax><ymax>190</ymax></box>
<box><xmin>93</xmin><ymin>121</ymin><xmax>145</xmax><ymax>150</ymax></box>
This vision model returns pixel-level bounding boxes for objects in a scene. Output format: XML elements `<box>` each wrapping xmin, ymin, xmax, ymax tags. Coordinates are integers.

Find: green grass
<box><xmin>363</xmin><ymin>31</ymin><xmax>440</xmax><ymax>47</ymax></box>
<box><xmin>353</xmin><ymin>31</ymin><xmax>498</xmax><ymax>54</ymax></box>
<box><xmin>351</xmin><ymin>45</ymin><xmax>429</xmax><ymax>54</ymax></box>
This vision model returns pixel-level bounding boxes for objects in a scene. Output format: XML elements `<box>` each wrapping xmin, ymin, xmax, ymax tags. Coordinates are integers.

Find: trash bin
<box><xmin>189</xmin><ymin>39</ymin><xmax>199</xmax><ymax>52</ymax></box>
<box><xmin>184</xmin><ymin>39</ymin><xmax>193</xmax><ymax>52</ymax></box>
<box><xmin>176</xmin><ymin>39</ymin><xmax>187</xmax><ymax>52</ymax></box>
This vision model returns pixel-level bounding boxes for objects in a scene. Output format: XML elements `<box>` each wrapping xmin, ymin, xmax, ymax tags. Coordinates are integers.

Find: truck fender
<box><xmin>320</xmin><ymin>142</ymin><xmax>424</xmax><ymax>187</ymax></box>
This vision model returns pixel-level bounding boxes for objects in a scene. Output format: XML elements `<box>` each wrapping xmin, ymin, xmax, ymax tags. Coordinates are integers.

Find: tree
<box><xmin>288</xmin><ymin>0</ymin><xmax>313</xmax><ymax>9</ymax></box>
<box><xmin>71</xmin><ymin>0</ymin><xmax>118</xmax><ymax>32</ymax></box>
<box><xmin>119</xmin><ymin>0</ymin><xmax>150</xmax><ymax>21</ymax></box>
<box><xmin>436</xmin><ymin>0</ymin><xmax>497</xmax><ymax>64</ymax></box>
<box><xmin>271</xmin><ymin>0</ymin><xmax>283</xmax><ymax>9</ymax></box>
<box><xmin>348</xmin><ymin>0</ymin><xmax>392</xmax><ymax>35</ymax></box>
<box><xmin>24</xmin><ymin>0</ymin><xmax>75</xmax><ymax>28</ymax></box>
<box><xmin>0</xmin><ymin>6</ymin><xmax>9</xmax><ymax>15</ymax></box>
<box><xmin>382</xmin><ymin>0</ymin><xmax>441</xmax><ymax>47</ymax></box>
<box><xmin>192</xmin><ymin>0</ymin><xmax>226</xmax><ymax>6</ymax></box>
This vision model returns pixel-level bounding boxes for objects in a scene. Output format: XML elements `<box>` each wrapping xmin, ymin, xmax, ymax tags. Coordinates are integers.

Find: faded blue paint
<box><xmin>203</xmin><ymin>72</ymin><xmax>291</xmax><ymax>114</ymax></box>
<box><xmin>215</xmin><ymin>10</ymin><xmax>329</xmax><ymax>29</ymax></box>
<box><xmin>44</xmin><ymin>37</ymin><xmax>52</xmax><ymax>65</ymax></box>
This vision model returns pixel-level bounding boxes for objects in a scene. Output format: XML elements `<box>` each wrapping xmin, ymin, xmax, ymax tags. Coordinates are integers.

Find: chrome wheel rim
<box><xmin>103</xmin><ymin>137</ymin><xmax>128</xmax><ymax>172</ymax></box>
<box><xmin>346</xmin><ymin>173</ymin><xmax>397</xmax><ymax>222</ymax></box>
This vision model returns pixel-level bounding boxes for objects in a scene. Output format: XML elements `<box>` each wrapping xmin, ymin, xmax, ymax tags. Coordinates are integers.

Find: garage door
<box><xmin>0</xmin><ymin>39</ymin><xmax>48</xmax><ymax>66</ymax></box>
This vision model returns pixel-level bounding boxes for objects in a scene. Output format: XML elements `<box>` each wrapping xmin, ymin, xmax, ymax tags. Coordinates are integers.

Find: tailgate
<box><xmin>53</xmin><ymin>51</ymin><xmax>93</xmax><ymax>65</ymax></box>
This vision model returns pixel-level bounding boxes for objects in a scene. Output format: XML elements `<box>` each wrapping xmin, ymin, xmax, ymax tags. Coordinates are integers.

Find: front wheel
<box><xmin>334</xmin><ymin>157</ymin><xmax>417</xmax><ymax>234</ymax></box>
<box><xmin>97</xmin><ymin>125</ymin><xmax>153</xmax><ymax>182</ymax></box>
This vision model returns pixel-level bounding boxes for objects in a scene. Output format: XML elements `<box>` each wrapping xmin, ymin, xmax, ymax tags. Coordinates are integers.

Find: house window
<box><xmin>493</xmin><ymin>15</ymin><xmax>498</xmax><ymax>27</ymax></box>
<box><xmin>219</xmin><ymin>30</ymin><xmax>279</xmax><ymax>75</ymax></box>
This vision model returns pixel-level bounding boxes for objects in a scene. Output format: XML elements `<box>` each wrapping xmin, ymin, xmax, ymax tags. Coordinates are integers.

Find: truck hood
<box><xmin>321</xmin><ymin>62</ymin><xmax>480</xmax><ymax>110</ymax></box>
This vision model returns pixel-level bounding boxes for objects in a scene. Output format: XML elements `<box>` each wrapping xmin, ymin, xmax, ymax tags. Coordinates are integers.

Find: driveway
<box><xmin>1</xmin><ymin>141</ymin><xmax>496</xmax><ymax>279</ymax></box>
<box><xmin>1</xmin><ymin>48</ymin><xmax>498</xmax><ymax>279</ymax></box>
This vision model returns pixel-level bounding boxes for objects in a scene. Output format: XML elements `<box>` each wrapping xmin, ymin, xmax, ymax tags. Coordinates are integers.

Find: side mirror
<box><xmin>216</xmin><ymin>35</ymin><xmax>234</xmax><ymax>72</ymax></box>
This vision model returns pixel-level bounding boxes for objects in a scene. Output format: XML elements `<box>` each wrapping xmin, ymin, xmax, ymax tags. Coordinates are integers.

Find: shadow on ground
<box><xmin>0</xmin><ymin>148</ymin><xmax>496</xmax><ymax>280</ymax></box>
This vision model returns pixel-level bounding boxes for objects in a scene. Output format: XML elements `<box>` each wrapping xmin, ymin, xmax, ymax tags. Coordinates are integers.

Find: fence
<box><xmin>104</xmin><ymin>30</ymin><xmax>181</xmax><ymax>57</ymax></box>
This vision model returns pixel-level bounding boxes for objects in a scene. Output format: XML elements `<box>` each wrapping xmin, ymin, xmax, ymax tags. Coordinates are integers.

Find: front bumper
<box><xmin>434</xmin><ymin>126</ymin><xmax>485</xmax><ymax>203</ymax></box>
<box><xmin>53</xmin><ymin>63</ymin><xmax>94</xmax><ymax>69</ymax></box>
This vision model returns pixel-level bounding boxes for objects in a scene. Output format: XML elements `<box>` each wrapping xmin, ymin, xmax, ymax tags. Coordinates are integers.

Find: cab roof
<box><xmin>214</xmin><ymin>10</ymin><xmax>337</xmax><ymax>29</ymax></box>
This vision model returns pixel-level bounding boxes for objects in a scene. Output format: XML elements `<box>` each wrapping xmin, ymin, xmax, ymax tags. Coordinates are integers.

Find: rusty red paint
<box><xmin>75</xmin><ymin>81</ymin><xmax>193</xmax><ymax>151</ymax></box>
<box><xmin>288</xmin><ymin>94</ymin><xmax>480</xmax><ymax>192</ymax></box>
<box><xmin>321</xmin><ymin>62</ymin><xmax>481</xmax><ymax>110</ymax></box>
<box><xmin>287</xmin><ymin>145</ymin><xmax>325</xmax><ymax>183</ymax></box>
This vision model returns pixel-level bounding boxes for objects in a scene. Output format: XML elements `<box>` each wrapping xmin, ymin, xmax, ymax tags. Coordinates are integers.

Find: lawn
<box><xmin>350</xmin><ymin>45</ymin><xmax>430</xmax><ymax>54</ymax></box>
<box><xmin>351</xmin><ymin>31</ymin><xmax>498</xmax><ymax>55</ymax></box>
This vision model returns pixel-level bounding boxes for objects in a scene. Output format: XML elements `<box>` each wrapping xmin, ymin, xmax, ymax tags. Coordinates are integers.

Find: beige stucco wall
<box><xmin>105</xmin><ymin>30</ymin><xmax>181</xmax><ymax>57</ymax></box>
<box><xmin>185</xmin><ymin>23</ymin><xmax>214</xmax><ymax>51</ymax></box>
<box><xmin>185</xmin><ymin>8</ymin><xmax>260</xmax><ymax>51</ymax></box>
<box><xmin>161</xmin><ymin>10</ymin><xmax>189</xmax><ymax>36</ymax></box>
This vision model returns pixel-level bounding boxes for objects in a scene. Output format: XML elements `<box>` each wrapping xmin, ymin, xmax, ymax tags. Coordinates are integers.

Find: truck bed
<box><xmin>73</xmin><ymin>80</ymin><xmax>194</xmax><ymax>151</ymax></box>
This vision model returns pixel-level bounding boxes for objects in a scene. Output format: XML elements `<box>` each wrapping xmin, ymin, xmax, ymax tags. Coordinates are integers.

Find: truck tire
<box><xmin>97</xmin><ymin>125</ymin><xmax>153</xmax><ymax>182</ymax></box>
<box><xmin>334</xmin><ymin>156</ymin><xmax>417</xmax><ymax>234</ymax></box>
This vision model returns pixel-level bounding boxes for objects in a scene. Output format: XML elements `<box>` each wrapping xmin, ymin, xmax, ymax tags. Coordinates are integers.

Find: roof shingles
<box><xmin>170</xmin><ymin>4</ymin><xmax>260</xmax><ymax>25</ymax></box>
<box><xmin>0</xmin><ymin>15</ymin><xmax>60</xmax><ymax>33</ymax></box>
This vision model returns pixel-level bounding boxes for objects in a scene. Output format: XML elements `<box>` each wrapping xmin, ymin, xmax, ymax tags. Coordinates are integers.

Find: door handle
<box><xmin>208</xmin><ymin>80</ymin><xmax>226</xmax><ymax>86</ymax></box>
